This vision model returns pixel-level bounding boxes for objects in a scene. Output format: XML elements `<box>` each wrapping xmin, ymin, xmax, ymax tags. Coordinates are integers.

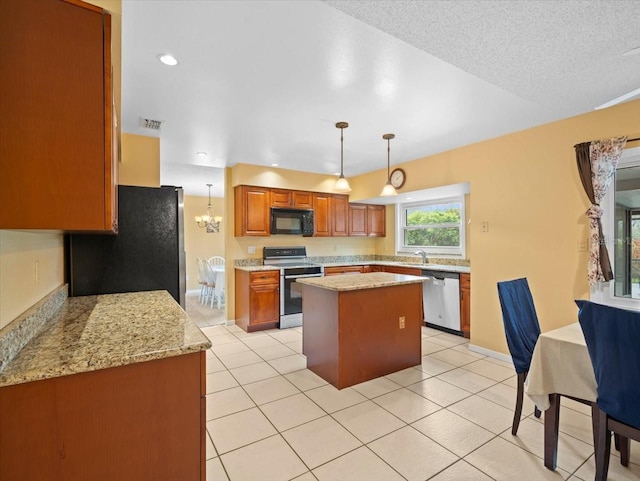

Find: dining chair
<box><xmin>208</xmin><ymin>256</ymin><xmax>225</xmax><ymax>266</ymax></box>
<box><xmin>196</xmin><ymin>258</ymin><xmax>207</xmax><ymax>304</ymax></box>
<box><xmin>497</xmin><ymin>277</ymin><xmax>542</xmax><ymax>435</ymax></box>
<box><xmin>576</xmin><ymin>300</ymin><xmax>640</xmax><ymax>481</ymax></box>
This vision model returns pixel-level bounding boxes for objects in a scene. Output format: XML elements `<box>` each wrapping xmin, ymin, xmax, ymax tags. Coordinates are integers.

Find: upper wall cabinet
<box><xmin>235</xmin><ymin>186</ymin><xmax>270</xmax><ymax>236</ymax></box>
<box><xmin>348</xmin><ymin>204</ymin><xmax>386</xmax><ymax>237</ymax></box>
<box><xmin>0</xmin><ymin>0</ymin><xmax>117</xmax><ymax>232</ymax></box>
<box><xmin>270</xmin><ymin>189</ymin><xmax>313</xmax><ymax>210</ymax></box>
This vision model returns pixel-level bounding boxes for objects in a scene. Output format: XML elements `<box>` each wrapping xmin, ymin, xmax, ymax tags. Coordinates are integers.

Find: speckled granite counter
<box><xmin>236</xmin><ymin>261</ymin><xmax>469</xmax><ymax>273</ymax></box>
<box><xmin>0</xmin><ymin>290</ymin><xmax>211</xmax><ymax>388</ymax></box>
<box><xmin>297</xmin><ymin>271</ymin><xmax>426</xmax><ymax>291</ymax></box>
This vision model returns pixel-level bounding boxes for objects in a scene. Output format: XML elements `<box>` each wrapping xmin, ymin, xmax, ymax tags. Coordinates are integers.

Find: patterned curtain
<box><xmin>575</xmin><ymin>136</ymin><xmax>627</xmax><ymax>284</ymax></box>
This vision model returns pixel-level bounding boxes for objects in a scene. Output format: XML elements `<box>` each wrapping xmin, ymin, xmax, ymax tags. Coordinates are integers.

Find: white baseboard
<box><xmin>468</xmin><ymin>343</ymin><xmax>513</xmax><ymax>364</ymax></box>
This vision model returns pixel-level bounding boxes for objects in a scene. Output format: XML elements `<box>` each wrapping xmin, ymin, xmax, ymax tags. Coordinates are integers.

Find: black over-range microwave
<box><xmin>271</xmin><ymin>208</ymin><xmax>314</xmax><ymax>236</ymax></box>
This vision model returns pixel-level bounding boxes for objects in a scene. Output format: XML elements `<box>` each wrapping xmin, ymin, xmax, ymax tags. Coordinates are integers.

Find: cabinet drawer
<box><xmin>324</xmin><ymin>266</ymin><xmax>364</xmax><ymax>276</ymax></box>
<box><xmin>250</xmin><ymin>270</ymin><xmax>280</xmax><ymax>285</ymax></box>
<box><xmin>382</xmin><ymin>266</ymin><xmax>422</xmax><ymax>276</ymax></box>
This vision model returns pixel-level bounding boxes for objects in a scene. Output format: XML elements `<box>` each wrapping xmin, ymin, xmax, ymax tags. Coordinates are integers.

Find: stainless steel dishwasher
<box><xmin>421</xmin><ymin>270</ymin><xmax>461</xmax><ymax>334</ymax></box>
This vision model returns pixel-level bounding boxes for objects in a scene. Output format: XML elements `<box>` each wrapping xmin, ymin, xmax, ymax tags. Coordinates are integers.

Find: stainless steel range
<box><xmin>263</xmin><ymin>246</ymin><xmax>323</xmax><ymax>329</ymax></box>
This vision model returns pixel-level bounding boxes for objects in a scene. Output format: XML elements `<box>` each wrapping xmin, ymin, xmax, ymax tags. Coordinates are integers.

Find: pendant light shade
<box><xmin>380</xmin><ymin>133</ymin><xmax>398</xmax><ymax>197</ymax></box>
<box><xmin>334</xmin><ymin>122</ymin><xmax>352</xmax><ymax>193</ymax></box>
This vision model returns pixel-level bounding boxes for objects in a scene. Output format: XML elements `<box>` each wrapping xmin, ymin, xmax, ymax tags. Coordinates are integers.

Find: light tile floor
<box><xmin>186</xmin><ymin>291</ymin><xmax>226</xmax><ymax>328</ymax></box>
<box><xmin>201</xmin><ymin>322</ymin><xmax>640</xmax><ymax>481</ymax></box>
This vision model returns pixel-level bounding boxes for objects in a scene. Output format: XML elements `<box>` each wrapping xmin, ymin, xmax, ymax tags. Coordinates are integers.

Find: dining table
<box><xmin>525</xmin><ymin>322</ymin><xmax>597</xmax><ymax>470</ymax></box>
<box><xmin>211</xmin><ymin>265</ymin><xmax>225</xmax><ymax>309</ymax></box>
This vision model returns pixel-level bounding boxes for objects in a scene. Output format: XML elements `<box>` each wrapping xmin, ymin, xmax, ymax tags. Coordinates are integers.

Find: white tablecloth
<box><xmin>212</xmin><ymin>266</ymin><xmax>225</xmax><ymax>300</ymax></box>
<box><xmin>525</xmin><ymin>322</ymin><xmax>597</xmax><ymax>410</ymax></box>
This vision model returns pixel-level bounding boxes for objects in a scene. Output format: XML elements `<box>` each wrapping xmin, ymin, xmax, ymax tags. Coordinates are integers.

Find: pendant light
<box><xmin>334</xmin><ymin>122</ymin><xmax>352</xmax><ymax>193</ymax></box>
<box><xmin>380</xmin><ymin>133</ymin><xmax>398</xmax><ymax>196</ymax></box>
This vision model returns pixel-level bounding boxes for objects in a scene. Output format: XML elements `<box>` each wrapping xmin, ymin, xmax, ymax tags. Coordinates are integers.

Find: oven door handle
<box><xmin>285</xmin><ymin>273</ymin><xmax>322</xmax><ymax>280</ymax></box>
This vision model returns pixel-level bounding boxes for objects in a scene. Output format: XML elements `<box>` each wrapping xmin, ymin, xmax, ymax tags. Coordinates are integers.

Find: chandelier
<box><xmin>195</xmin><ymin>184</ymin><xmax>222</xmax><ymax>233</ymax></box>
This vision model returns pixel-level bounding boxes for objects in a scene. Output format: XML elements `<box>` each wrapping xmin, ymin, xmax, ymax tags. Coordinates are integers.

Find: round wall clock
<box><xmin>390</xmin><ymin>168</ymin><xmax>406</xmax><ymax>189</ymax></box>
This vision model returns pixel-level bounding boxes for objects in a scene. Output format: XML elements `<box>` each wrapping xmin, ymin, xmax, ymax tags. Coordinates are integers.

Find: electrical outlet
<box><xmin>34</xmin><ymin>261</ymin><xmax>39</xmax><ymax>286</ymax></box>
<box><xmin>248</xmin><ymin>245</ymin><xmax>256</xmax><ymax>254</ymax></box>
<box><xmin>481</xmin><ymin>221</ymin><xmax>489</xmax><ymax>233</ymax></box>
<box><xmin>577</xmin><ymin>239</ymin><xmax>588</xmax><ymax>252</ymax></box>
<box><xmin>399</xmin><ymin>316</ymin><xmax>405</xmax><ymax>329</ymax></box>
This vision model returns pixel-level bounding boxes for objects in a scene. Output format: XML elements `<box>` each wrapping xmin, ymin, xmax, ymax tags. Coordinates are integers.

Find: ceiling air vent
<box><xmin>139</xmin><ymin>117</ymin><xmax>164</xmax><ymax>130</ymax></box>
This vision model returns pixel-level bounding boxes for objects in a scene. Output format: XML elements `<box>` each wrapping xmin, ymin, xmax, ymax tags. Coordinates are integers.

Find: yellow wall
<box><xmin>0</xmin><ymin>0</ymin><xmax>122</xmax><ymax>329</ymax></box>
<box><xmin>119</xmin><ymin>133</ymin><xmax>160</xmax><ymax>187</ymax></box>
<box><xmin>184</xmin><ymin>195</ymin><xmax>226</xmax><ymax>290</ymax></box>
<box><xmin>353</xmin><ymin>99</ymin><xmax>640</xmax><ymax>354</ymax></box>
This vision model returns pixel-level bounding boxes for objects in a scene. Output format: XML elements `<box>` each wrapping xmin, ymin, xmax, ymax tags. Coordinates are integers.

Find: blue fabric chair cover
<box><xmin>497</xmin><ymin>278</ymin><xmax>541</xmax><ymax>374</ymax></box>
<box><xmin>576</xmin><ymin>300</ymin><xmax>640</xmax><ymax>430</ymax></box>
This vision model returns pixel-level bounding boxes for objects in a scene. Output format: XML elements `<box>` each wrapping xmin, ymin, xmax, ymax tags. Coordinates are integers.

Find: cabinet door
<box><xmin>250</xmin><ymin>284</ymin><xmax>280</xmax><ymax>324</ymax></box>
<box><xmin>381</xmin><ymin>266</ymin><xmax>422</xmax><ymax>276</ymax></box>
<box><xmin>235</xmin><ymin>186</ymin><xmax>270</xmax><ymax>236</ymax></box>
<box><xmin>324</xmin><ymin>266</ymin><xmax>364</xmax><ymax>276</ymax></box>
<box><xmin>0</xmin><ymin>0</ymin><xmax>116</xmax><ymax>231</ymax></box>
<box><xmin>313</xmin><ymin>193</ymin><xmax>332</xmax><ymax>237</ymax></box>
<box><xmin>367</xmin><ymin>205</ymin><xmax>386</xmax><ymax>237</ymax></box>
<box><xmin>293</xmin><ymin>191</ymin><xmax>313</xmax><ymax>209</ymax></box>
<box><xmin>270</xmin><ymin>189</ymin><xmax>292</xmax><ymax>208</ymax></box>
<box><xmin>460</xmin><ymin>273</ymin><xmax>471</xmax><ymax>338</ymax></box>
<box><xmin>348</xmin><ymin>204</ymin><xmax>368</xmax><ymax>236</ymax></box>
<box><xmin>331</xmin><ymin>195</ymin><xmax>349</xmax><ymax>236</ymax></box>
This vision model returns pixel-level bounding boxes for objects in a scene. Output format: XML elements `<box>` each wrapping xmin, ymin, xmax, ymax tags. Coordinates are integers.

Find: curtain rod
<box><xmin>574</xmin><ymin>136</ymin><xmax>640</xmax><ymax>148</ymax></box>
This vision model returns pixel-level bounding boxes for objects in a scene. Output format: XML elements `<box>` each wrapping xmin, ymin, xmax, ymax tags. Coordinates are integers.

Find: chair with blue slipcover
<box><xmin>497</xmin><ymin>278</ymin><xmax>542</xmax><ymax>435</ymax></box>
<box><xmin>576</xmin><ymin>300</ymin><xmax>640</xmax><ymax>481</ymax></box>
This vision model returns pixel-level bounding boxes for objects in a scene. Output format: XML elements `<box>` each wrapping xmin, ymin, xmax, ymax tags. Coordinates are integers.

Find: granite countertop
<box><xmin>236</xmin><ymin>261</ymin><xmax>470</xmax><ymax>274</ymax></box>
<box><xmin>0</xmin><ymin>290</ymin><xmax>211</xmax><ymax>388</ymax></box>
<box><xmin>297</xmin><ymin>272</ymin><xmax>427</xmax><ymax>291</ymax></box>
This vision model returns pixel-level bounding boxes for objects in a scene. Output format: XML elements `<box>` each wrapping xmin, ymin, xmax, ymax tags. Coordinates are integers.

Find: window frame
<box><xmin>591</xmin><ymin>146</ymin><xmax>640</xmax><ymax>310</ymax></box>
<box><xmin>395</xmin><ymin>194</ymin><xmax>466</xmax><ymax>257</ymax></box>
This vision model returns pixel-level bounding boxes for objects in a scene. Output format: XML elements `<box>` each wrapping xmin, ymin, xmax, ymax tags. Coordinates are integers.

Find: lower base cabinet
<box><xmin>460</xmin><ymin>273</ymin><xmax>471</xmax><ymax>338</ymax></box>
<box><xmin>0</xmin><ymin>352</ymin><xmax>206</xmax><ymax>481</ymax></box>
<box><xmin>235</xmin><ymin>269</ymin><xmax>280</xmax><ymax>331</ymax></box>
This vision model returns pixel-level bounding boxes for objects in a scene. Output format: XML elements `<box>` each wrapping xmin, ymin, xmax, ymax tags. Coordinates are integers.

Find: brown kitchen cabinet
<box><xmin>0</xmin><ymin>352</ymin><xmax>205</xmax><ymax>481</ymax></box>
<box><xmin>367</xmin><ymin>204</ymin><xmax>386</xmax><ymax>237</ymax></box>
<box><xmin>235</xmin><ymin>269</ymin><xmax>280</xmax><ymax>331</ymax></box>
<box><xmin>324</xmin><ymin>265</ymin><xmax>365</xmax><ymax>276</ymax></box>
<box><xmin>0</xmin><ymin>0</ymin><xmax>117</xmax><ymax>232</ymax></box>
<box><xmin>331</xmin><ymin>194</ymin><xmax>349</xmax><ymax>236</ymax></box>
<box><xmin>234</xmin><ymin>186</ymin><xmax>271</xmax><ymax>236</ymax></box>
<box><xmin>348</xmin><ymin>203</ymin><xmax>386</xmax><ymax>237</ymax></box>
<box><xmin>270</xmin><ymin>189</ymin><xmax>313</xmax><ymax>209</ymax></box>
<box><xmin>348</xmin><ymin>204</ymin><xmax>368</xmax><ymax>236</ymax></box>
<box><xmin>313</xmin><ymin>193</ymin><xmax>332</xmax><ymax>236</ymax></box>
<box><xmin>460</xmin><ymin>273</ymin><xmax>471</xmax><ymax>338</ymax></box>
<box><xmin>381</xmin><ymin>265</ymin><xmax>423</xmax><ymax>276</ymax></box>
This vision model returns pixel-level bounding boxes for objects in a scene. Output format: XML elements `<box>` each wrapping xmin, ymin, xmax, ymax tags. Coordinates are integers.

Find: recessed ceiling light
<box><xmin>158</xmin><ymin>54</ymin><xmax>178</xmax><ymax>66</ymax></box>
<box><xmin>622</xmin><ymin>46</ymin><xmax>640</xmax><ymax>56</ymax></box>
<box><xmin>271</xmin><ymin>163</ymin><xmax>279</xmax><ymax>167</ymax></box>
<box><xmin>196</xmin><ymin>151</ymin><xmax>207</xmax><ymax>157</ymax></box>
<box><xmin>334</xmin><ymin>172</ymin><xmax>341</xmax><ymax>176</ymax></box>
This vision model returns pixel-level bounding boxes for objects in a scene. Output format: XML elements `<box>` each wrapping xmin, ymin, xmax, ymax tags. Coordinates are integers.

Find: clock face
<box><xmin>390</xmin><ymin>168</ymin><xmax>406</xmax><ymax>189</ymax></box>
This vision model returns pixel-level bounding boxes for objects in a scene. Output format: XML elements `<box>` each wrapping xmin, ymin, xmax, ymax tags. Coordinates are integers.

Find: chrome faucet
<box><xmin>414</xmin><ymin>249</ymin><xmax>427</xmax><ymax>264</ymax></box>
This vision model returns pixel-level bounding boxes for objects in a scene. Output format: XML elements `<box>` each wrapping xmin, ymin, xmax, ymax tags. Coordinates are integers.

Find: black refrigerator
<box><xmin>66</xmin><ymin>185</ymin><xmax>186</xmax><ymax>309</ymax></box>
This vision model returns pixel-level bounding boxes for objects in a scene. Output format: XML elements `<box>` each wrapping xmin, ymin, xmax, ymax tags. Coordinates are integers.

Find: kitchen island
<box><xmin>0</xmin><ymin>289</ymin><xmax>211</xmax><ymax>481</ymax></box>
<box><xmin>297</xmin><ymin>272</ymin><xmax>425</xmax><ymax>389</ymax></box>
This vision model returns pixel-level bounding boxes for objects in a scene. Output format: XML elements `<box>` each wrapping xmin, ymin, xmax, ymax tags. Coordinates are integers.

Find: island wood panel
<box><xmin>302</xmin><ymin>282</ymin><xmax>422</xmax><ymax>389</ymax></box>
<box><xmin>0</xmin><ymin>352</ymin><xmax>204</xmax><ymax>481</ymax></box>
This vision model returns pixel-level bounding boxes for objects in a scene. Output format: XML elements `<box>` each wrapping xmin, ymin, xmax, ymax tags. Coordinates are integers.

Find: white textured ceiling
<box><xmin>121</xmin><ymin>0</ymin><xmax>640</xmax><ymax>197</ymax></box>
